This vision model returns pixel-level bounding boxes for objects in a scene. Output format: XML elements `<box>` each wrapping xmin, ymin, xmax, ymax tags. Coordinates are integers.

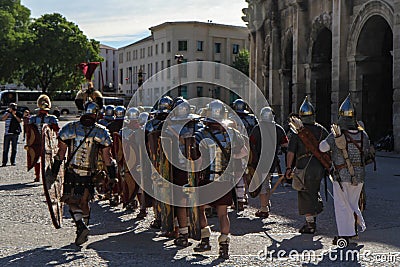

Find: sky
<box><xmin>21</xmin><ymin>0</ymin><xmax>248</xmax><ymax>48</ymax></box>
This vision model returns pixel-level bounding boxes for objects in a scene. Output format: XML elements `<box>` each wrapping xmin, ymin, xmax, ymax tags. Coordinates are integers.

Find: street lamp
<box><xmin>175</xmin><ymin>54</ymin><xmax>184</xmax><ymax>96</ymax></box>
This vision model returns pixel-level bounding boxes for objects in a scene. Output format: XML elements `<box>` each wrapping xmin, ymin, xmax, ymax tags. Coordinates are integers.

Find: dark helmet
<box><xmin>172</xmin><ymin>99</ymin><xmax>191</xmax><ymax>119</ymax></box>
<box><xmin>338</xmin><ymin>94</ymin><xmax>358</xmax><ymax>130</ymax></box>
<box><xmin>259</xmin><ymin>107</ymin><xmax>275</xmax><ymax>123</ymax></box>
<box><xmin>138</xmin><ymin>112</ymin><xmax>149</xmax><ymax>126</ymax></box>
<box><xmin>232</xmin><ymin>99</ymin><xmax>249</xmax><ymax>114</ymax></box>
<box><xmin>126</xmin><ymin>107</ymin><xmax>140</xmax><ymax>121</ymax></box>
<box><xmin>81</xmin><ymin>102</ymin><xmax>99</xmax><ymax>126</ymax></box>
<box><xmin>114</xmin><ymin>106</ymin><xmax>126</xmax><ymax>120</ymax></box>
<box><xmin>205</xmin><ymin>100</ymin><xmax>227</xmax><ymax>122</ymax></box>
<box><xmin>104</xmin><ymin>105</ymin><xmax>115</xmax><ymax>120</ymax></box>
<box><xmin>157</xmin><ymin>96</ymin><xmax>173</xmax><ymax>113</ymax></box>
<box><xmin>298</xmin><ymin>96</ymin><xmax>315</xmax><ymax>124</ymax></box>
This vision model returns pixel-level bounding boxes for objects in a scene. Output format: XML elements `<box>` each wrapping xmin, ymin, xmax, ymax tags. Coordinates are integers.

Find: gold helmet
<box><xmin>339</xmin><ymin>94</ymin><xmax>355</xmax><ymax>117</ymax></box>
<box><xmin>37</xmin><ymin>94</ymin><xmax>51</xmax><ymax>110</ymax></box>
<box><xmin>299</xmin><ymin>96</ymin><xmax>315</xmax><ymax>116</ymax></box>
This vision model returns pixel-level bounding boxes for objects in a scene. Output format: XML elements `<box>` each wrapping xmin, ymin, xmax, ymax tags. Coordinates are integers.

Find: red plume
<box><xmin>78</xmin><ymin>62</ymin><xmax>100</xmax><ymax>80</ymax></box>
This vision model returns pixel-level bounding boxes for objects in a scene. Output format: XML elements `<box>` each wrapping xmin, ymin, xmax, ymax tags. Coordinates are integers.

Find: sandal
<box><xmin>194</xmin><ymin>237</ymin><xmax>212</xmax><ymax>252</ymax></box>
<box><xmin>255</xmin><ymin>210</ymin><xmax>269</xmax><ymax>218</ymax></box>
<box><xmin>174</xmin><ymin>234</ymin><xmax>189</xmax><ymax>247</ymax></box>
<box><xmin>299</xmin><ymin>222</ymin><xmax>316</xmax><ymax>234</ymax></box>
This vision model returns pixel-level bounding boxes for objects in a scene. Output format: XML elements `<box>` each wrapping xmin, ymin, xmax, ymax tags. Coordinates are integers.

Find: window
<box><xmin>161</xmin><ymin>61</ymin><xmax>164</xmax><ymax>70</ymax></box>
<box><xmin>215</xmin><ymin>42</ymin><xmax>221</xmax><ymax>53</ymax></box>
<box><xmin>197</xmin><ymin>41</ymin><xmax>203</xmax><ymax>51</ymax></box>
<box><xmin>233</xmin><ymin>44</ymin><xmax>240</xmax><ymax>54</ymax></box>
<box><xmin>180</xmin><ymin>86</ymin><xmax>188</xmax><ymax>98</ymax></box>
<box><xmin>119</xmin><ymin>53</ymin><xmax>123</xmax><ymax>64</ymax></box>
<box><xmin>167</xmin><ymin>41</ymin><xmax>171</xmax><ymax>52</ymax></box>
<box><xmin>197</xmin><ymin>86</ymin><xmax>203</xmax><ymax>97</ymax></box>
<box><xmin>119</xmin><ymin>69</ymin><xmax>123</xmax><ymax>84</ymax></box>
<box><xmin>197</xmin><ymin>61</ymin><xmax>203</xmax><ymax>78</ymax></box>
<box><xmin>155</xmin><ymin>44</ymin><xmax>158</xmax><ymax>55</ymax></box>
<box><xmin>161</xmin><ymin>42</ymin><xmax>164</xmax><ymax>54</ymax></box>
<box><xmin>178</xmin><ymin>40</ymin><xmax>188</xmax><ymax>51</ymax></box>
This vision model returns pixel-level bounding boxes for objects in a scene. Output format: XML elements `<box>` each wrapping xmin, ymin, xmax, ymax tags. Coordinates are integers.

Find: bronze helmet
<box><xmin>339</xmin><ymin>94</ymin><xmax>355</xmax><ymax>117</ymax></box>
<box><xmin>298</xmin><ymin>96</ymin><xmax>315</xmax><ymax>117</ymax></box>
<box><xmin>259</xmin><ymin>107</ymin><xmax>275</xmax><ymax>123</ymax></box>
<box><xmin>37</xmin><ymin>94</ymin><xmax>51</xmax><ymax>111</ymax></box>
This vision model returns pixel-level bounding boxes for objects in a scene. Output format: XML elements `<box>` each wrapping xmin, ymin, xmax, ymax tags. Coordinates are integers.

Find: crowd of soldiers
<box><xmin>26</xmin><ymin>84</ymin><xmax>371</xmax><ymax>259</ymax></box>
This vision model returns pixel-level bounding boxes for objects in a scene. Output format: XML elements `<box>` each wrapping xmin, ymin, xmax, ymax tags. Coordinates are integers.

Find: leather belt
<box><xmin>335</xmin><ymin>162</ymin><xmax>364</xmax><ymax>170</ymax></box>
<box><xmin>297</xmin><ymin>153</ymin><xmax>312</xmax><ymax>161</ymax></box>
<box><xmin>69</xmin><ymin>164</ymin><xmax>93</xmax><ymax>172</ymax></box>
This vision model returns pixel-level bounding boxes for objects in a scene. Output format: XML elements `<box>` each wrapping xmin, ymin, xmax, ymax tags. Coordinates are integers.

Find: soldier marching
<box><xmin>30</xmin><ymin>91</ymin><xmax>372</xmax><ymax>255</ymax></box>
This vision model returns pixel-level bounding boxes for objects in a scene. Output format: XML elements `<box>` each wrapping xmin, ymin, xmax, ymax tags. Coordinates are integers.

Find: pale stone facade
<box><xmin>93</xmin><ymin>44</ymin><xmax>119</xmax><ymax>95</ymax></box>
<box><xmin>118</xmin><ymin>21</ymin><xmax>249</xmax><ymax>106</ymax></box>
<box><xmin>243</xmin><ymin>0</ymin><xmax>399</xmax><ymax>150</ymax></box>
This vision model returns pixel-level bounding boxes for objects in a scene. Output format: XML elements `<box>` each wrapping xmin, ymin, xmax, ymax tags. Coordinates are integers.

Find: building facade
<box><xmin>243</xmin><ymin>0</ymin><xmax>399</xmax><ymax>150</ymax></box>
<box><xmin>93</xmin><ymin>44</ymin><xmax>119</xmax><ymax>95</ymax></box>
<box><xmin>118</xmin><ymin>21</ymin><xmax>249</xmax><ymax>105</ymax></box>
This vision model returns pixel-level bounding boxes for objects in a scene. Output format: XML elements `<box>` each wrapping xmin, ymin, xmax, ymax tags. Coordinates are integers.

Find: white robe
<box><xmin>333</xmin><ymin>181</ymin><xmax>366</xmax><ymax>236</ymax></box>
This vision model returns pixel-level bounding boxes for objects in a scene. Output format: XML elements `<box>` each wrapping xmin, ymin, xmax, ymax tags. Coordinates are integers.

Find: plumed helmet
<box><xmin>173</xmin><ymin>99</ymin><xmax>190</xmax><ymax>119</ymax></box>
<box><xmin>260</xmin><ymin>107</ymin><xmax>275</xmax><ymax>122</ymax></box>
<box><xmin>232</xmin><ymin>99</ymin><xmax>249</xmax><ymax>114</ymax></box>
<box><xmin>206</xmin><ymin>100</ymin><xmax>227</xmax><ymax>122</ymax></box>
<box><xmin>83</xmin><ymin>102</ymin><xmax>99</xmax><ymax>115</ymax></box>
<box><xmin>104</xmin><ymin>105</ymin><xmax>115</xmax><ymax>118</ymax></box>
<box><xmin>299</xmin><ymin>96</ymin><xmax>315</xmax><ymax>117</ymax></box>
<box><xmin>339</xmin><ymin>94</ymin><xmax>355</xmax><ymax>118</ymax></box>
<box><xmin>114</xmin><ymin>106</ymin><xmax>126</xmax><ymax>120</ymax></box>
<box><xmin>126</xmin><ymin>107</ymin><xmax>140</xmax><ymax>121</ymax></box>
<box><xmin>138</xmin><ymin>112</ymin><xmax>149</xmax><ymax>126</ymax></box>
<box><xmin>37</xmin><ymin>94</ymin><xmax>51</xmax><ymax>111</ymax></box>
<box><xmin>157</xmin><ymin>96</ymin><xmax>173</xmax><ymax>113</ymax></box>
<box><xmin>137</xmin><ymin>106</ymin><xmax>145</xmax><ymax>113</ymax></box>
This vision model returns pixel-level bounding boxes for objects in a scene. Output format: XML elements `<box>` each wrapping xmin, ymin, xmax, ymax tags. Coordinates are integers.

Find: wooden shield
<box><xmin>185</xmin><ymin>137</ymin><xmax>201</xmax><ymax>241</ymax></box>
<box><xmin>41</xmin><ymin>124</ymin><xmax>64</xmax><ymax>229</ymax></box>
<box><xmin>25</xmin><ymin>124</ymin><xmax>41</xmax><ymax>171</ymax></box>
<box><xmin>159</xmin><ymin>136</ymin><xmax>174</xmax><ymax>234</ymax></box>
<box><xmin>246</xmin><ymin>130</ymin><xmax>262</xmax><ymax>198</ymax></box>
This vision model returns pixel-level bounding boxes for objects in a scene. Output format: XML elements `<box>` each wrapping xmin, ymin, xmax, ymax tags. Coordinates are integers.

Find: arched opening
<box><xmin>356</xmin><ymin>15</ymin><xmax>393</xmax><ymax>141</ymax></box>
<box><xmin>311</xmin><ymin>27</ymin><xmax>332</xmax><ymax>128</ymax></box>
<box><xmin>283</xmin><ymin>36</ymin><xmax>293</xmax><ymax>120</ymax></box>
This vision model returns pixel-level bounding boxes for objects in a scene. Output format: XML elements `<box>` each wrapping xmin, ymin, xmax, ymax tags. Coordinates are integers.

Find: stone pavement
<box><xmin>0</xmin><ymin>120</ymin><xmax>399</xmax><ymax>266</ymax></box>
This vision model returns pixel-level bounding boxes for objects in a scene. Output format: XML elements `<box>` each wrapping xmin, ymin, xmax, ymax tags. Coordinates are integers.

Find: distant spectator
<box><xmin>23</xmin><ymin>109</ymin><xmax>31</xmax><ymax>142</ymax></box>
<box><xmin>53</xmin><ymin>107</ymin><xmax>61</xmax><ymax>118</ymax></box>
<box><xmin>1</xmin><ymin>103</ymin><xmax>22</xmax><ymax>166</ymax></box>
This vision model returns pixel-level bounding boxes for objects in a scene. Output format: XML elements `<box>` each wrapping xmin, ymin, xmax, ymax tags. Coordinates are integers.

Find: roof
<box><xmin>100</xmin><ymin>44</ymin><xmax>117</xmax><ymax>50</ymax></box>
<box><xmin>149</xmin><ymin>21</ymin><xmax>247</xmax><ymax>32</ymax></box>
<box><xmin>121</xmin><ymin>35</ymin><xmax>153</xmax><ymax>49</ymax></box>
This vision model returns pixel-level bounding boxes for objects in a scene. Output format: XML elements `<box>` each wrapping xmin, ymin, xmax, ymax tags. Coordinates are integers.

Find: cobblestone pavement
<box><xmin>0</xmin><ymin>121</ymin><xmax>400</xmax><ymax>266</ymax></box>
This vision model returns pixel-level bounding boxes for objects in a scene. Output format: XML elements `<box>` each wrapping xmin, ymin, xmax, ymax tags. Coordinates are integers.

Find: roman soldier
<box><xmin>74</xmin><ymin>82</ymin><xmax>103</xmax><ymax>112</ymax></box>
<box><xmin>163</xmin><ymin>98</ymin><xmax>203</xmax><ymax>246</ymax></box>
<box><xmin>192</xmin><ymin>100</ymin><xmax>248</xmax><ymax>259</ymax></box>
<box><xmin>52</xmin><ymin>102</ymin><xmax>115</xmax><ymax>246</ymax></box>
<box><xmin>285</xmin><ymin>96</ymin><xmax>329</xmax><ymax>234</ymax></box>
<box><xmin>319</xmin><ymin>95</ymin><xmax>369</xmax><ymax>246</ymax></box>
<box><xmin>29</xmin><ymin>94</ymin><xmax>60</xmax><ymax>182</ymax></box>
<box><xmin>98</xmin><ymin>105</ymin><xmax>115</xmax><ymax>126</ymax></box>
<box><xmin>145</xmin><ymin>96</ymin><xmax>174</xmax><ymax>229</ymax></box>
<box><xmin>231</xmin><ymin>99</ymin><xmax>257</xmax><ymax>210</ymax></box>
<box><xmin>249</xmin><ymin>107</ymin><xmax>288</xmax><ymax>218</ymax></box>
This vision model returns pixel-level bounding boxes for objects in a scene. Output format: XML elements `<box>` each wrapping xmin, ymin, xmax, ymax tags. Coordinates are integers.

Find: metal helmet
<box><xmin>206</xmin><ymin>100</ymin><xmax>227</xmax><ymax>121</ymax></box>
<box><xmin>126</xmin><ymin>107</ymin><xmax>140</xmax><ymax>121</ymax></box>
<box><xmin>299</xmin><ymin>96</ymin><xmax>315</xmax><ymax>117</ymax></box>
<box><xmin>104</xmin><ymin>105</ymin><xmax>115</xmax><ymax>119</ymax></box>
<box><xmin>338</xmin><ymin>94</ymin><xmax>358</xmax><ymax>130</ymax></box>
<box><xmin>157</xmin><ymin>96</ymin><xmax>173</xmax><ymax>113</ymax></box>
<box><xmin>138</xmin><ymin>112</ymin><xmax>149</xmax><ymax>126</ymax></box>
<box><xmin>37</xmin><ymin>94</ymin><xmax>51</xmax><ymax>110</ymax></box>
<box><xmin>173</xmin><ymin>96</ymin><xmax>185</xmax><ymax>108</ymax></box>
<box><xmin>232</xmin><ymin>99</ymin><xmax>249</xmax><ymax>114</ymax></box>
<box><xmin>83</xmin><ymin>102</ymin><xmax>99</xmax><ymax>115</ymax></box>
<box><xmin>114</xmin><ymin>106</ymin><xmax>126</xmax><ymax>120</ymax></box>
<box><xmin>339</xmin><ymin>94</ymin><xmax>355</xmax><ymax>117</ymax></box>
<box><xmin>173</xmin><ymin>99</ymin><xmax>190</xmax><ymax>119</ymax></box>
<box><xmin>260</xmin><ymin>107</ymin><xmax>275</xmax><ymax>122</ymax></box>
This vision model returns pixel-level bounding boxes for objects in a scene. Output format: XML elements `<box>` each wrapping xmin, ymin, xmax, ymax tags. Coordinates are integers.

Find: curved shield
<box><xmin>185</xmin><ymin>137</ymin><xmax>201</xmax><ymax>240</ymax></box>
<box><xmin>25</xmin><ymin>124</ymin><xmax>41</xmax><ymax>171</ymax></box>
<box><xmin>159</xmin><ymin>136</ymin><xmax>174</xmax><ymax>234</ymax></box>
<box><xmin>41</xmin><ymin>124</ymin><xmax>64</xmax><ymax>229</ymax></box>
<box><xmin>246</xmin><ymin>130</ymin><xmax>261</xmax><ymax>198</ymax></box>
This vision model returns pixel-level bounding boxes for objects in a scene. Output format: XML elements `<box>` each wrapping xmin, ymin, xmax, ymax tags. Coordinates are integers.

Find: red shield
<box><xmin>25</xmin><ymin>124</ymin><xmax>41</xmax><ymax>171</ymax></box>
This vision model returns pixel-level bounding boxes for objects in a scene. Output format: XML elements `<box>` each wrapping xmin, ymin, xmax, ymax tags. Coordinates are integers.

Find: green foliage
<box><xmin>21</xmin><ymin>13</ymin><xmax>102</xmax><ymax>93</ymax></box>
<box><xmin>0</xmin><ymin>0</ymin><xmax>31</xmax><ymax>82</ymax></box>
<box><xmin>231</xmin><ymin>49</ymin><xmax>250</xmax><ymax>76</ymax></box>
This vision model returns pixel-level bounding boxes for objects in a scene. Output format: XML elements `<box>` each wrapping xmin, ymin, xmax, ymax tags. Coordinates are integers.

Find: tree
<box><xmin>21</xmin><ymin>13</ymin><xmax>102</xmax><ymax>93</ymax></box>
<box><xmin>231</xmin><ymin>49</ymin><xmax>249</xmax><ymax>76</ymax></box>
<box><xmin>0</xmin><ymin>0</ymin><xmax>30</xmax><ymax>82</ymax></box>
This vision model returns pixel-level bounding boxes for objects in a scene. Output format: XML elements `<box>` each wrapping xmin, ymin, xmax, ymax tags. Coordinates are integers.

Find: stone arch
<box><xmin>307</xmin><ymin>12</ymin><xmax>332</xmax><ymax>63</ymax></box>
<box><xmin>281</xmin><ymin>28</ymin><xmax>294</xmax><ymax>118</ymax></box>
<box><xmin>347</xmin><ymin>0</ymin><xmax>393</xmax><ymax>58</ymax></box>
